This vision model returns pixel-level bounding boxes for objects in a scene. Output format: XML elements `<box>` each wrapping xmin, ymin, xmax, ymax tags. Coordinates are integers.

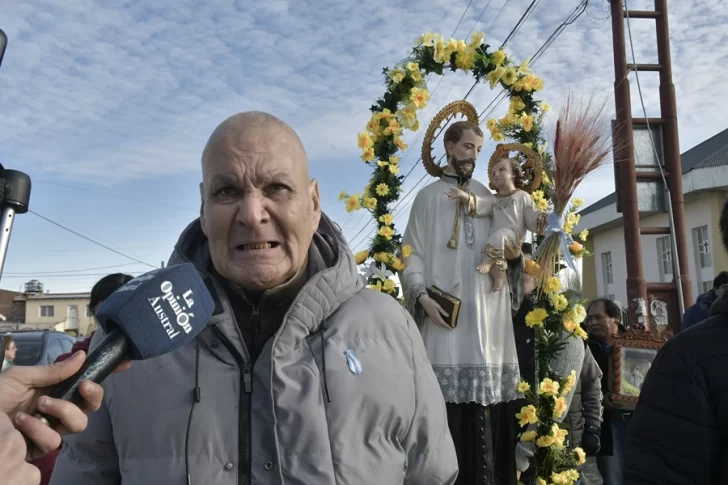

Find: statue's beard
<box><xmin>450</xmin><ymin>155</ymin><xmax>476</xmax><ymax>180</ymax></box>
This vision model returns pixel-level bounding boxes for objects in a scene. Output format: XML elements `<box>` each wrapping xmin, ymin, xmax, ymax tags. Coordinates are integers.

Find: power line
<box><xmin>1</xmin><ymin>272</ymin><xmax>145</xmax><ymax>279</ymax></box>
<box><xmin>29</xmin><ymin>210</ymin><xmax>158</xmax><ymax>269</ymax></box>
<box><xmin>3</xmin><ymin>263</ymin><xmax>144</xmax><ymax>276</ymax></box>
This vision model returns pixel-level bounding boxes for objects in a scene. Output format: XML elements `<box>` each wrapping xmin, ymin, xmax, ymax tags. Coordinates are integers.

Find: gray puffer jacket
<box><xmin>51</xmin><ymin>214</ymin><xmax>458</xmax><ymax>485</ymax></box>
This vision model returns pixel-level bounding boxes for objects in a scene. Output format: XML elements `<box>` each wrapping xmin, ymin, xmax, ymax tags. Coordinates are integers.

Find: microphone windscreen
<box><xmin>95</xmin><ymin>263</ymin><xmax>214</xmax><ymax>360</ymax></box>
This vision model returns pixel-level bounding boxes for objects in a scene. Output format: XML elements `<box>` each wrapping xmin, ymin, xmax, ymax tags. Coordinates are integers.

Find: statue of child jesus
<box><xmin>446</xmin><ymin>157</ymin><xmax>546</xmax><ymax>291</ymax></box>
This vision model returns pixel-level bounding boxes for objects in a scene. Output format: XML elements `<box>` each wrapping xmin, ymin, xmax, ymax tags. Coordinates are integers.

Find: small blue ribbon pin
<box><xmin>344</xmin><ymin>350</ymin><xmax>362</xmax><ymax>375</ymax></box>
<box><xmin>534</xmin><ymin>211</ymin><xmax>578</xmax><ymax>273</ymax></box>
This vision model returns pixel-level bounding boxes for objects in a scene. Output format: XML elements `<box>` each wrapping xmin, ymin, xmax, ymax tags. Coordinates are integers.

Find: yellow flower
<box><xmin>561</xmin><ymin>370</ymin><xmax>577</xmax><ymax>396</ymax></box>
<box><xmin>389</xmin><ymin>164</ymin><xmax>400</xmax><ymax>174</ymax></box>
<box><xmin>378</xmin><ymin>225</ymin><xmax>395</xmax><ymax>240</ymax></box>
<box><xmin>537</xmin><ymin>479</ymin><xmax>548</xmax><ymax>485</ymax></box>
<box><xmin>520</xmin><ymin>430</ymin><xmax>537</xmax><ymax>442</ymax></box>
<box><xmin>540</xmin><ymin>102</ymin><xmax>552</xmax><ymax>112</ymax></box>
<box><xmin>509</xmin><ymin>96</ymin><xmax>526</xmax><ymax>112</ymax></box>
<box><xmin>401</xmin><ymin>245</ymin><xmax>412</xmax><ymax>258</ymax></box>
<box><xmin>519</xmin><ymin>113</ymin><xmax>534</xmax><ymax>132</ymax></box>
<box><xmin>501</xmin><ymin>67</ymin><xmax>518</xmax><ymax>85</ymax></box>
<box><xmin>354</xmin><ymin>250</ymin><xmax>369</xmax><ymax>265</ymax></box>
<box><xmin>391</xmin><ymin>257</ymin><xmax>405</xmax><ymax>272</ymax></box>
<box><xmin>406</xmin><ymin>62</ymin><xmax>419</xmax><ymax>73</ymax></box>
<box><xmin>345</xmin><ymin>194</ymin><xmax>361</xmax><ymax>212</ymax></box>
<box><xmin>487</xmin><ymin>66</ymin><xmax>505</xmax><ymax>88</ymax></box>
<box><xmin>537</xmin><ymin>198</ymin><xmax>548</xmax><ymax>211</ymax></box>
<box><xmin>549</xmin><ymin>293</ymin><xmax>569</xmax><ymax>312</ymax></box>
<box><xmin>525</xmin><ymin>308</ymin><xmax>548</xmax><ymax>328</ymax></box>
<box><xmin>363</xmin><ymin>197</ymin><xmax>377</xmax><ymax>210</ymax></box>
<box><xmin>574</xmin><ymin>447</ymin><xmax>587</xmax><ymax>465</ymax></box>
<box><xmin>357</xmin><ymin>132</ymin><xmax>374</xmax><ymax>150</ymax></box>
<box><xmin>369</xmin><ymin>281</ymin><xmax>382</xmax><ymax>292</ymax></box>
<box><xmin>389</xmin><ymin>156</ymin><xmax>400</xmax><ymax>165</ymax></box>
<box><xmin>468</xmin><ymin>31</ymin><xmax>485</xmax><ymax>48</ymax></box>
<box><xmin>373</xmin><ymin>252</ymin><xmax>390</xmax><ymax>264</ymax></box>
<box><xmin>553</xmin><ymin>396</ymin><xmax>568</xmax><ymax>418</ymax></box>
<box><xmin>433</xmin><ymin>35</ymin><xmax>449</xmax><ymax>63</ymax></box>
<box><xmin>378</xmin><ymin>213</ymin><xmax>394</xmax><ymax>225</ymax></box>
<box><xmin>410</xmin><ymin>87</ymin><xmax>430</xmax><ymax>109</ymax></box>
<box><xmin>361</xmin><ymin>147</ymin><xmax>375</xmax><ymax>162</ymax></box>
<box><xmin>383</xmin><ymin>279</ymin><xmax>396</xmax><ymax>293</ymax></box>
<box><xmin>338</xmin><ymin>190</ymin><xmax>347</xmax><ymax>201</ymax></box>
<box><xmin>516</xmin><ymin>405</ymin><xmax>538</xmax><ymax>427</ymax></box>
<box><xmin>553</xmin><ymin>426</ymin><xmax>568</xmax><ymax>448</ymax></box>
<box><xmin>579</xmin><ymin>229</ymin><xmax>589</xmax><ymax>241</ymax></box>
<box><xmin>518</xmin><ymin>57</ymin><xmax>532</xmax><ymax>74</ymax></box>
<box><xmin>575</xmin><ymin>325</ymin><xmax>588</xmax><ymax>340</ymax></box>
<box><xmin>487</xmin><ymin>118</ymin><xmax>498</xmax><ymax>131</ymax></box>
<box><xmin>446</xmin><ymin>37</ymin><xmax>459</xmax><ymax>53</ymax></box>
<box><xmin>417</xmin><ymin>32</ymin><xmax>435</xmax><ymax>46</ymax></box>
<box><xmin>389</xmin><ymin>69</ymin><xmax>406</xmax><ymax>84</ymax></box>
<box><xmin>566</xmin><ymin>469</ymin><xmax>580</xmax><ymax>482</ymax></box>
<box><xmin>455</xmin><ymin>50</ymin><xmax>475</xmax><ymax>70</ymax></box>
<box><xmin>375</xmin><ymin>183</ymin><xmax>390</xmax><ymax>197</ymax></box>
<box><xmin>517</xmin><ymin>381</ymin><xmax>530</xmax><ymax>393</ymax></box>
<box><xmin>572</xmin><ymin>198</ymin><xmax>584</xmax><ymax>209</ymax></box>
<box><xmin>565</xmin><ymin>303</ymin><xmax>587</xmax><ymax>324</ymax></box>
<box><xmin>550</xmin><ymin>471</ymin><xmax>569</xmax><ymax>485</ymax></box>
<box><xmin>383</xmin><ymin>118</ymin><xmax>402</xmax><ymax>137</ymax></box>
<box><xmin>393</xmin><ymin>136</ymin><xmax>408</xmax><ymax>150</ymax></box>
<box><xmin>395</xmin><ymin>106</ymin><xmax>418</xmax><ymax>130</ymax></box>
<box><xmin>542</xmin><ymin>171</ymin><xmax>551</xmax><ymax>185</ymax></box>
<box><xmin>538</xmin><ymin>378</ymin><xmax>560</xmax><ymax>397</ymax></box>
<box><xmin>536</xmin><ymin>435</ymin><xmax>554</xmax><ymax>448</ymax></box>
<box><xmin>492</xmin><ymin>50</ymin><xmax>506</xmax><ymax>66</ymax></box>
<box><xmin>524</xmin><ymin>259</ymin><xmax>540</xmax><ymax>277</ymax></box>
<box><xmin>538</xmin><ymin>142</ymin><xmax>548</xmax><ymax>155</ymax></box>
<box><xmin>562</xmin><ymin>319</ymin><xmax>577</xmax><ymax>333</ymax></box>
<box><xmin>492</xmin><ymin>131</ymin><xmax>505</xmax><ymax>142</ymax></box>
<box><xmin>545</xmin><ymin>276</ymin><xmax>562</xmax><ymax>294</ymax></box>
<box><xmin>531</xmin><ymin>190</ymin><xmax>544</xmax><ymax>202</ymax></box>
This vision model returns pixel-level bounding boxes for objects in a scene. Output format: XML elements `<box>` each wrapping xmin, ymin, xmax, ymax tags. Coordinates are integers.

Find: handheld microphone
<box><xmin>38</xmin><ymin>263</ymin><xmax>215</xmax><ymax>427</ymax></box>
<box><xmin>0</xmin><ymin>29</ymin><xmax>7</xmax><ymax>69</ymax></box>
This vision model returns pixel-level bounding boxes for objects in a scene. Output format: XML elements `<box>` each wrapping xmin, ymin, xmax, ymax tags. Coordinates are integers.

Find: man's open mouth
<box><xmin>237</xmin><ymin>242</ymin><xmax>280</xmax><ymax>251</ymax></box>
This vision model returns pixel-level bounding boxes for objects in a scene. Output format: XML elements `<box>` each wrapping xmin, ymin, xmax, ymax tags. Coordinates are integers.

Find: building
<box><xmin>578</xmin><ymin>128</ymin><xmax>728</xmax><ymax>307</ymax></box>
<box><xmin>12</xmin><ymin>291</ymin><xmax>95</xmax><ymax>336</ymax></box>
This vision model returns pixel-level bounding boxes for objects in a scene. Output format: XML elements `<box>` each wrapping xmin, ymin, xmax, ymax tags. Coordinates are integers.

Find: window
<box><xmin>656</xmin><ymin>236</ymin><xmax>672</xmax><ymax>281</ymax></box>
<box><xmin>693</xmin><ymin>226</ymin><xmax>712</xmax><ymax>269</ymax></box>
<box><xmin>702</xmin><ymin>281</ymin><xmax>713</xmax><ymax>294</ymax></box>
<box><xmin>601</xmin><ymin>252</ymin><xmax>613</xmax><ymax>286</ymax></box>
<box><xmin>40</xmin><ymin>305</ymin><xmax>54</xmax><ymax>317</ymax></box>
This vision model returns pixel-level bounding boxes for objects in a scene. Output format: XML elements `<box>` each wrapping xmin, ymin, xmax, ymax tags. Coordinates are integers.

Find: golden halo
<box><xmin>488</xmin><ymin>143</ymin><xmax>543</xmax><ymax>194</ymax></box>
<box><xmin>421</xmin><ymin>100</ymin><xmax>480</xmax><ymax>178</ymax></box>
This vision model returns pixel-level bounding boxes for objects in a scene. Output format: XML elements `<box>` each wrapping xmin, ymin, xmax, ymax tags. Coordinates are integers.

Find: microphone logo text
<box><xmin>147</xmin><ymin>280</ymin><xmax>195</xmax><ymax>340</ymax></box>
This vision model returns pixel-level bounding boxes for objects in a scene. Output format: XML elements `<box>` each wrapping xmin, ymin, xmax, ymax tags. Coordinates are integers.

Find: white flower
<box><xmin>363</xmin><ymin>262</ymin><xmax>393</xmax><ymax>282</ymax></box>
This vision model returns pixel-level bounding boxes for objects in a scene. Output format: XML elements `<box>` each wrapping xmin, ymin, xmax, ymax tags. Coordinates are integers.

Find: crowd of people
<box><xmin>1</xmin><ymin>110</ymin><xmax>727</xmax><ymax>485</ymax></box>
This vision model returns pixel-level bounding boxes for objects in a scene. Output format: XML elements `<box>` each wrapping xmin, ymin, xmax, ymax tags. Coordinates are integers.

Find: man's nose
<box><xmin>235</xmin><ymin>192</ymin><xmax>270</xmax><ymax>227</ymax></box>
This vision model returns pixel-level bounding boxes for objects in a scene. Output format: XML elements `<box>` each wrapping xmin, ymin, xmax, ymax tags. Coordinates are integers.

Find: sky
<box><xmin>0</xmin><ymin>0</ymin><xmax>726</xmax><ymax>295</ymax></box>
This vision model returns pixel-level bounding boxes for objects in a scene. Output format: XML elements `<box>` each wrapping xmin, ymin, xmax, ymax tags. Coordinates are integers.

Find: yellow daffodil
<box><xmin>409</xmin><ymin>87</ymin><xmax>430</xmax><ymax>109</ymax></box>
<box><xmin>363</xmin><ymin>197</ymin><xmax>377</xmax><ymax>210</ymax></box>
<box><xmin>455</xmin><ymin>50</ymin><xmax>475</xmax><ymax>70</ymax></box>
<box><xmin>378</xmin><ymin>226</ymin><xmax>395</xmax><ymax>240</ymax></box>
<box><xmin>378</xmin><ymin>213</ymin><xmax>395</xmax><ymax>225</ymax></box>
<box><xmin>393</xmin><ymin>136</ymin><xmax>408</xmax><ymax>150</ymax></box>
<box><xmin>525</xmin><ymin>308</ymin><xmax>548</xmax><ymax>328</ymax></box>
<box><xmin>538</xmin><ymin>378</ymin><xmax>560</xmax><ymax>397</ymax></box>
<box><xmin>519</xmin><ymin>113</ymin><xmax>534</xmax><ymax>132</ymax></box>
<box><xmin>520</xmin><ymin>430</ymin><xmax>537</xmax><ymax>442</ymax></box>
<box><xmin>375</xmin><ymin>183</ymin><xmax>390</xmax><ymax>197</ymax></box>
<box><xmin>516</xmin><ymin>405</ymin><xmax>538</xmax><ymax>427</ymax></box>
<box><xmin>373</xmin><ymin>252</ymin><xmax>390</xmax><ymax>264</ymax></box>
<box><xmin>517</xmin><ymin>381</ymin><xmax>530</xmax><ymax>393</ymax></box>
<box><xmin>389</xmin><ymin>69</ymin><xmax>406</xmax><ymax>84</ymax></box>
<box><xmin>433</xmin><ymin>36</ymin><xmax>448</xmax><ymax>63</ymax></box>
<box><xmin>389</xmin><ymin>164</ymin><xmax>400</xmax><ymax>174</ymax></box>
<box><xmin>389</xmin><ymin>156</ymin><xmax>400</xmax><ymax>165</ymax></box>
<box><xmin>492</xmin><ymin>50</ymin><xmax>506</xmax><ymax>66</ymax></box>
<box><xmin>487</xmin><ymin>66</ymin><xmax>505</xmax><ymax>88</ymax></box>
<box><xmin>561</xmin><ymin>370</ymin><xmax>577</xmax><ymax>396</ymax></box>
<box><xmin>369</xmin><ymin>281</ymin><xmax>382</xmax><ymax>292</ymax></box>
<box><xmin>357</xmin><ymin>132</ymin><xmax>374</xmax><ymax>150</ymax></box>
<box><xmin>401</xmin><ymin>244</ymin><xmax>412</xmax><ymax>258</ymax></box>
<box><xmin>361</xmin><ymin>147</ymin><xmax>375</xmax><ymax>162</ymax></box>
<box><xmin>383</xmin><ymin>279</ymin><xmax>397</xmax><ymax>293</ymax></box>
<box><xmin>492</xmin><ymin>131</ymin><xmax>505</xmax><ymax>142</ymax></box>
<box><xmin>501</xmin><ymin>67</ymin><xmax>518</xmax><ymax>85</ymax></box>
<box><xmin>553</xmin><ymin>396</ymin><xmax>568</xmax><ymax>418</ymax></box>
<box><xmin>338</xmin><ymin>190</ymin><xmax>347</xmax><ymax>201</ymax></box>
<box><xmin>345</xmin><ymin>194</ymin><xmax>361</xmax><ymax>213</ymax></box>
<box><xmin>354</xmin><ymin>250</ymin><xmax>369</xmax><ymax>265</ymax></box>
<box><xmin>383</xmin><ymin>119</ymin><xmax>402</xmax><ymax>137</ymax></box>
<box><xmin>468</xmin><ymin>31</ymin><xmax>485</xmax><ymax>48</ymax></box>
<box><xmin>509</xmin><ymin>96</ymin><xmax>526</xmax><ymax>112</ymax></box>
<box><xmin>417</xmin><ymin>32</ymin><xmax>435</xmax><ymax>46</ymax></box>
<box><xmin>536</xmin><ymin>435</ymin><xmax>554</xmax><ymax>448</ymax></box>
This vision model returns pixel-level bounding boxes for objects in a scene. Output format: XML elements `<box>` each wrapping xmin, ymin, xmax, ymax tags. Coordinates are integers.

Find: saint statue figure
<box><xmin>401</xmin><ymin>101</ymin><xmax>541</xmax><ymax>485</ymax></box>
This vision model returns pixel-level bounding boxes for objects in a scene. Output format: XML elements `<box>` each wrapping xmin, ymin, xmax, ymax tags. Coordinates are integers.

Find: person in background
<box><xmin>2</xmin><ymin>335</ymin><xmax>16</xmax><ymax>372</ymax></box>
<box><xmin>681</xmin><ymin>271</ymin><xmax>728</xmax><ymax>331</ymax></box>
<box><xmin>586</xmin><ymin>298</ymin><xmax>627</xmax><ymax>485</ymax></box>
<box><xmin>32</xmin><ymin>273</ymin><xmax>133</xmax><ymax>485</ymax></box>
<box><xmin>623</xmin><ymin>199</ymin><xmax>728</xmax><ymax>484</ymax></box>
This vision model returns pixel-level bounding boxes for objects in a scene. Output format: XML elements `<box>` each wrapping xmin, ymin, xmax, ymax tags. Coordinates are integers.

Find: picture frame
<box><xmin>608</xmin><ymin>329</ymin><xmax>665</xmax><ymax>408</ymax></box>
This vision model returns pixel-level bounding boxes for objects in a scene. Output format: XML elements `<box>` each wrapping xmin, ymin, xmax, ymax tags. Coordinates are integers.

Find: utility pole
<box><xmin>609</xmin><ymin>0</ymin><xmax>692</xmax><ymax>333</ymax></box>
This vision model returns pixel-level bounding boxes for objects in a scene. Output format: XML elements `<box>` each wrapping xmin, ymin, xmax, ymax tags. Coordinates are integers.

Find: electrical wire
<box><xmin>623</xmin><ymin>0</ymin><xmax>685</xmax><ymax>315</ymax></box>
<box><xmin>29</xmin><ymin>210</ymin><xmax>158</xmax><ymax>269</ymax></box>
<box><xmin>3</xmin><ymin>263</ymin><xmax>144</xmax><ymax>276</ymax></box>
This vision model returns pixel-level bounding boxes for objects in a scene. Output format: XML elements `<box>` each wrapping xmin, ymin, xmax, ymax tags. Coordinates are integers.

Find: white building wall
<box><xmin>589</xmin><ymin>194</ymin><xmax>718</xmax><ymax>303</ymax></box>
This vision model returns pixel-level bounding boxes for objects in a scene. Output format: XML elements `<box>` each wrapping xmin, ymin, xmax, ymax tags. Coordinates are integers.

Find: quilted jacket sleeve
<box><xmin>623</xmin><ymin>330</ymin><xmax>719</xmax><ymax>485</ymax></box>
<box><xmin>399</xmin><ymin>306</ymin><xmax>459</xmax><ymax>485</ymax></box>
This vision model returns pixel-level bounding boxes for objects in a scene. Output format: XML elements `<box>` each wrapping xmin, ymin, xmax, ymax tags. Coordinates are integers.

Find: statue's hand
<box><xmin>418</xmin><ymin>294</ymin><xmax>451</xmax><ymax>330</ymax></box>
<box><xmin>445</xmin><ymin>188</ymin><xmax>468</xmax><ymax>203</ymax></box>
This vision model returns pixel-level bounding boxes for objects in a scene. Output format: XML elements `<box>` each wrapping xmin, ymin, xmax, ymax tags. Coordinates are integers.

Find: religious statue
<box><xmin>445</xmin><ymin>145</ymin><xmax>547</xmax><ymax>291</ymax></box>
<box><xmin>400</xmin><ymin>101</ymin><xmax>542</xmax><ymax>485</ymax></box>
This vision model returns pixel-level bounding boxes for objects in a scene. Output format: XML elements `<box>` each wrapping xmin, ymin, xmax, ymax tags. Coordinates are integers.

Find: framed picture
<box><xmin>609</xmin><ymin>329</ymin><xmax>665</xmax><ymax>408</ymax></box>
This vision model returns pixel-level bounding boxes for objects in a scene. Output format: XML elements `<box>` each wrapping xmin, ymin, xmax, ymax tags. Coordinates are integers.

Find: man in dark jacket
<box><xmin>623</xmin><ymin>199</ymin><xmax>728</xmax><ymax>484</ymax></box>
<box><xmin>680</xmin><ymin>271</ymin><xmax>728</xmax><ymax>331</ymax></box>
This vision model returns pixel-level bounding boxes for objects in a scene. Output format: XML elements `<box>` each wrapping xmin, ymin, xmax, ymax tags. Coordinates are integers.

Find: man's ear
<box><xmin>310</xmin><ymin>178</ymin><xmax>321</xmax><ymax>229</ymax></box>
<box><xmin>199</xmin><ymin>182</ymin><xmax>208</xmax><ymax>236</ymax></box>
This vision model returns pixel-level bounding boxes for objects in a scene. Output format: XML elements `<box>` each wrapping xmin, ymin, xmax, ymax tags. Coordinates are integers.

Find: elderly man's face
<box><xmin>200</xmin><ymin>124</ymin><xmax>321</xmax><ymax>292</ymax></box>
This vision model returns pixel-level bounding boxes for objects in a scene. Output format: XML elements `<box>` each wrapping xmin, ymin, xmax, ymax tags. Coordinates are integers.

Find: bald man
<box><xmin>51</xmin><ymin>111</ymin><xmax>458</xmax><ymax>485</ymax></box>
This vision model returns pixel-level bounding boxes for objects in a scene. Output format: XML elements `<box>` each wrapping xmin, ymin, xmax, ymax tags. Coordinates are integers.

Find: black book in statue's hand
<box><xmin>427</xmin><ymin>286</ymin><xmax>461</xmax><ymax>329</ymax></box>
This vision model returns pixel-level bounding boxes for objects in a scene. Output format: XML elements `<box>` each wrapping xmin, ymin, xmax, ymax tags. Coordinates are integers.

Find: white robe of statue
<box><xmin>401</xmin><ymin>174</ymin><xmax>521</xmax><ymax>406</ymax></box>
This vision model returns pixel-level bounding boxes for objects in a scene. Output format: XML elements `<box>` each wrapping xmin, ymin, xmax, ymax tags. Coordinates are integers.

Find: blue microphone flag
<box><xmin>95</xmin><ymin>263</ymin><xmax>214</xmax><ymax>360</ymax></box>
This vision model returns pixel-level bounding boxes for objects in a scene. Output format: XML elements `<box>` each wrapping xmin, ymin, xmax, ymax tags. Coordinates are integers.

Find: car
<box><xmin>3</xmin><ymin>330</ymin><xmax>77</xmax><ymax>367</ymax></box>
